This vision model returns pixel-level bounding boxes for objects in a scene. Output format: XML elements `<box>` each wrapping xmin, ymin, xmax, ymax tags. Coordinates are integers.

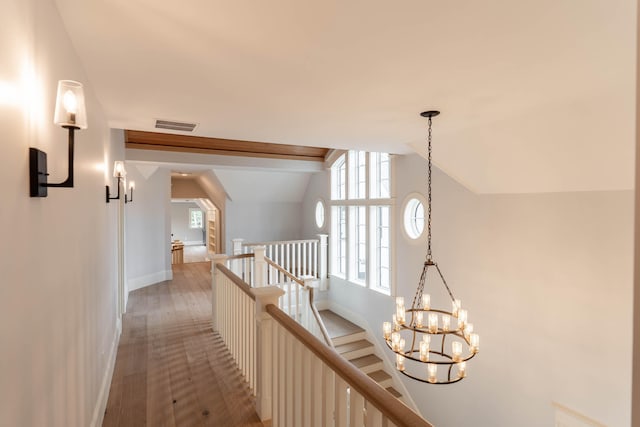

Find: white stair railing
<box><xmin>240</xmin><ymin>235</ymin><xmax>328</xmax><ymax>289</ymax></box>
<box><xmin>212</xmin><ymin>261</ymin><xmax>433</xmax><ymax>427</ymax></box>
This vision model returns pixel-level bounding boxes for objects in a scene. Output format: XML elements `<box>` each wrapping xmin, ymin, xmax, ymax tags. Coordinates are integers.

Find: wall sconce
<box><xmin>30</xmin><ymin>80</ymin><xmax>87</xmax><ymax>197</ymax></box>
<box><xmin>125</xmin><ymin>181</ymin><xmax>135</xmax><ymax>204</ymax></box>
<box><xmin>106</xmin><ymin>161</ymin><xmax>126</xmax><ymax>203</ymax></box>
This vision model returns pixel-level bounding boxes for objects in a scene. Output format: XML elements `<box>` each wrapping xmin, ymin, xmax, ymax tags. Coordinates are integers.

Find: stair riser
<box><xmin>376</xmin><ymin>378</ymin><xmax>393</xmax><ymax>388</ymax></box>
<box><xmin>358</xmin><ymin>361</ymin><xmax>383</xmax><ymax>374</ymax></box>
<box><xmin>340</xmin><ymin>346</ymin><xmax>374</xmax><ymax>360</ymax></box>
<box><xmin>332</xmin><ymin>331</ymin><xmax>367</xmax><ymax>347</ymax></box>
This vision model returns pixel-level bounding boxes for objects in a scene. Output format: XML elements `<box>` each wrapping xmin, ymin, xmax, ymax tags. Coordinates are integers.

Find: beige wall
<box><xmin>171</xmin><ymin>176</ymin><xmax>207</xmax><ymax>198</ymax></box>
<box><xmin>0</xmin><ymin>0</ymin><xmax>123</xmax><ymax>425</ymax></box>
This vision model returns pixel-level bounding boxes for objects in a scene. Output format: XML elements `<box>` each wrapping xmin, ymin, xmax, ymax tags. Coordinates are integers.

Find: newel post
<box><xmin>253</xmin><ymin>286</ymin><xmax>285</xmax><ymax>421</ymax></box>
<box><xmin>317</xmin><ymin>233</ymin><xmax>329</xmax><ymax>290</ymax></box>
<box><xmin>211</xmin><ymin>254</ymin><xmax>228</xmax><ymax>331</ymax></box>
<box><xmin>253</xmin><ymin>245</ymin><xmax>268</xmax><ymax>287</ymax></box>
<box><xmin>231</xmin><ymin>238</ymin><xmax>244</xmax><ymax>275</ymax></box>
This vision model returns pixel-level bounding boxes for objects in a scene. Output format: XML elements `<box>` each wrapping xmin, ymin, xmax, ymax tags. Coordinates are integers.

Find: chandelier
<box><xmin>382</xmin><ymin>111</ymin><xmax>479</xmax><ymax>384</ymax></box>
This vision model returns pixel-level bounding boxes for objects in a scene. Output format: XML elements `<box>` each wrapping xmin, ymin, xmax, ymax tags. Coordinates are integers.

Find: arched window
<box><xmin>329</xmin><ymin>150</ymin><xmax>393</xmax><ymax>294</ymax></box>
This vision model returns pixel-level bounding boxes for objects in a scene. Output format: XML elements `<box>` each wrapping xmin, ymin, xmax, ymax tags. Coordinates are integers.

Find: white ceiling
<box><xmin>56</xmin><ymin>0</ymin><xmax>636</xmax><ymax>193</ymax></box>
<box><xmin>213</xmin><ymin>168</ymin><xmax>311</xmax><ymax>202</ymax></box>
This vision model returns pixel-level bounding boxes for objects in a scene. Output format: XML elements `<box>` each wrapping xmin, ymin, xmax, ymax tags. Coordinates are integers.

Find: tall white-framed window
<box><xmin>331</xmin><ymin>205</ymin><xmax>347</xmax><ymax>277</ymax></box>
<box><xmin>348</xmin><ymin>150</ymin><xmax>367</xmax><ymax>199</ymax></box>
<box><xmin>370</xmin><ymin>152</ymin><xmax>390</xmax><ymax>199</ymax></box>
<box><xmin>329</xmin><ymin>150</ymin><xmax>393</xmax><ymax>295</ymax></box>
<box><xmin>371</xmin><ymin>206</ymin><xmax>391</xmax><ymax>292</ymax></box>
<box><xmin>331</xmin><ymin>155</ymin><xmax>346</xmax><ymax>200</ymax></box>
<box><xmin>189</xmin><ymin>208</ymin><xmax>203</xmax><ymax>229</ymax></box>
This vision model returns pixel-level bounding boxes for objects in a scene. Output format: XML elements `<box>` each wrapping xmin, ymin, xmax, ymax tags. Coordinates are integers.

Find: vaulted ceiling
<box><xmin>55</xmin><ymin>0</ymin><xmax>636</xmax><ymax>193</ymax></box>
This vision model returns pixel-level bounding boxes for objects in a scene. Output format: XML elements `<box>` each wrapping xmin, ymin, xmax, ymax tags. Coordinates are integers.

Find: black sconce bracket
<box><xmin>29</xmin><ymin>127</ymin><xmax>76</xmax><ymax>197</ymax></box>
<box><xmin>106</xmin><ymin>178</ymin><xmax>122</xmax><ymax>203</ymax></box>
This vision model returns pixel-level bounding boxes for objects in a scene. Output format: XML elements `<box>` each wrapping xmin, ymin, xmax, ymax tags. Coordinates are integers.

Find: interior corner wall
<box><xmin>301</xmin><ymin>170</ymin><xmax>330</xmax><ymax>238</ymax></box>
<box><xmin>124</xmin><ymin>165</ymin><xmax>172</xmax><ymax>292</ymax></box>
<box><xmin>0</xmin><ymin>0</ymin><xmax>122</xmax><ymax>426</ymax></box>
<box><xmin>171</xmin><ymin>176</ymin><xmax>207</xmax><ymax>198</ymax></box>
<box><xmin>225</xmin><ymin>200</ymin><xmax>303</xmax><ymax>251</ymax></box>
<box><xmin>302</xmin><ymin>153</ymin><xmax>634</xmax><ymax>427</ymax></box>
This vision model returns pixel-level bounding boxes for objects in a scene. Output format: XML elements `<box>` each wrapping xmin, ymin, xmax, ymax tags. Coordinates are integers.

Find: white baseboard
<box><xmin>90</xmin><ymin>324</ymin><xmax>120</xmax><ymax>427</ymax></box>
<box><xmin>127</xmin><ymin>270</ymin><xmax>173</xmax><ymax>292</ymax></box>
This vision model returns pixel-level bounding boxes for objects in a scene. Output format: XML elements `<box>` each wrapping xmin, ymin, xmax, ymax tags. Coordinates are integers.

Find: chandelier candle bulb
<box><xmin>452</xmin><ymin>341</ymin><xmax>462</xmax><ymax>362</ymax></box>
<box><xmin>396</xmin><ymin>298</ymin><xmax>406</xmax><ymax>325</ymax></box>
<box><xmin>383</xmin><ymin>322</ymin><xmax>392</xmax><ymax>339</ymax></box>
<box><xmin>458</xmin><ymin>362</ymin><xmax>467</xmax><ymax>378</ymax></box>
<box><xmin>419</xmin><ymin>340</ymin><xmax>429</xmax><ymax>361</ymax></box>
<box><xmin>428</xmin><ymin>313</ymin><xmax>438</xmax><ymax>333</ymax></box>
<box><xmin>422</xmin><ymin>294</ymin><xmax>431</xmax><ymax>310</ymax></box>
<box><xmin>465</xmin><ymin>323</ymin><xmax>474</xmax><ymax>340</ymax></box>
<box><xmin>428</xmin><ymin>364</ymin><xmax>437</xmax><ymax>383</ymax></box>
<box><xmin>399</xmin><ymin>338</ymin><xmax>406</xmax><ymax>352</ymax></box>
<box><xmin>452</xmin><ymin>299</ymin><xmax>461</xmax><ymax>317</ymax></box>
<box><xmin>396</xmin><ymin>354</ymin><xmax>406</xmax><ymax>371</ymax></box>
<box><xmin>470</xmin><ymin>334</ymin><xmax>480</xmax><ymax>353</ymax></box>
<box><xmin>391</xmin><ymin>332</ymin><xmax>400</xmax><ymax>351</ymax></box>
<box><xmin>416</xmin><ymin>311</ymin><xmax>424</xmax><ymax>328</ymax></box>
<box><xmin>442</xmin><ymin>315</ymin><xmax>450</xmax><ymax>332</ymax></box>
<box><xmin>392</xmin><ymin>314</ymin><xmax>400</xmax><ymax>331</ymax></box>
<box><xmin>458</xmin><ymin>309</ymin><xmax>468</xmax><ymax>329</ymax></box>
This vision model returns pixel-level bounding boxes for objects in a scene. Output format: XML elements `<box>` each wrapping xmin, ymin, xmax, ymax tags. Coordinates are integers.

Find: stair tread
<box><xmin>319</xmin><ymin>310</ymin><xmax>365</xmax><ymax>339</ymax></box>
<box><xmin>368</xmin><ymin>369</ymin><xmax>392</xmax><ymax>383</ymax></box>
<box><xmin>386</xmin><ymin>386</ymin><xmax>402</xmax><ymax>398</ymax></box>
<box><xmin>334</xmin><ymin>339</ymin><xmax>373</xmax><ymax>354</ymax></box>
<box><xmin>350</xmin><ymin>354</ymin><xmax>382</xmax><ymax>369</ymax></box>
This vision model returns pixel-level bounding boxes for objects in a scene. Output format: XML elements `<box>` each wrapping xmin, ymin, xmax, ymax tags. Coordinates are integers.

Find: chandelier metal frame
<box><xmin>382</xmin><ymin>111</ymin><xmax>479</xmax><ymax>384</ymax></box>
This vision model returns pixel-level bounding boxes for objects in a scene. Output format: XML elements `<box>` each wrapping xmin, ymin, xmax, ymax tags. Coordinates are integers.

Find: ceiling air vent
<box><xmin>155</xmin><ymin>119</ymin><xmax>197</xmax><ymax>132</ymax></box>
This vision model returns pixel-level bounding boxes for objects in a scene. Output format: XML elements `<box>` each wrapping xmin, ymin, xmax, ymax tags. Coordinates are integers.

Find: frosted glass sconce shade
<box><xmin>53</xmin><ymin>80</ymin><xmax>87</xmax><ymax>129</ymax></box>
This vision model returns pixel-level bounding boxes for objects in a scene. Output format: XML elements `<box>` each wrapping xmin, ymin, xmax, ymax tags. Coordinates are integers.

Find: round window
<box><xmin>315</xmin><ymin>200</ymin><xmax>325</xmax><ymax>228</ymax></box>
<box><xmin>403</xmin><ymin>196</ymin><xmax>425</xmax><ymax>240</ymax></box>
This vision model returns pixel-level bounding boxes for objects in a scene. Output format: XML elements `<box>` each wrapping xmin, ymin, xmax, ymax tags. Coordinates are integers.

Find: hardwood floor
<box><xmin>103</xmin><ymin>262</ymin><xmax>264</xmax><ymax>427</ymax></box>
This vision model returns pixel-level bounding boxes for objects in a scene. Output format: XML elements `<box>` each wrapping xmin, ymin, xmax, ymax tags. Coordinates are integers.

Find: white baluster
<box><xmin>318</xmin><ymin>234</ymin><xmax>328</xmax><ymax>290</ymax></box>
<box><xmin>322</xmin><ymin>362</ymin><xmax>335</xmax><ymax>426</ymax></box>
<box><xmin>335</xmin><ymin>376</ymin><xmax>348</xmax><ymax>427</ymax></box>
<box><xmin>350</xmin><ymin>388</ymin><xmax>365</xmax><ymax>426</ymax></box>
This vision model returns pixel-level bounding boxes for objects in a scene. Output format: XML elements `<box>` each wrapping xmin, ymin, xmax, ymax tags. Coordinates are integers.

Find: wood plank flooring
<box><xmin>103</xmin><ymin>262</ymin><xmax>264</xmax><ymax>427</ymax></box>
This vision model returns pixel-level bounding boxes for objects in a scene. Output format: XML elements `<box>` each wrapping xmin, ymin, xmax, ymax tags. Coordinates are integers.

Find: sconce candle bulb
<box><xmin>125</xmin><ymin>180</ymin><xmax>135</xmax><ymax>204</ymax></box>
<box><xmin>106</xmin><ymin>161</ymin><xmax>127</xmax><ymax>203</ymax></box>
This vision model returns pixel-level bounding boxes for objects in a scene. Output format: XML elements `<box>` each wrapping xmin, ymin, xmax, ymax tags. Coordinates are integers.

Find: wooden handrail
<box><xmin>264</xmin><ymin>257</ymin><xmax>304</xmax><ymax>285</ymax></box>
<box><xmin>226</xmin><ymin>253</ymin><xmax>255</xmax><ymax>260</ymax></box>
<box><xmin>308</xmin><ymin>287</ymin><xmax>334</xmax><ymax>349</ymax></box>
<box><xmin>267</xmin><ymin>304</ymin><xmax>433</xmax><ymax>427</ymax></box>
<box><xmin>216</xmin><ymin>263</ymin><xmax>256</xmax><ymax>301</ymax></box>
<box><xmin>266</xmin><ymin>257</ymin><xmax>333</xmax><ymax>348</ymax></box>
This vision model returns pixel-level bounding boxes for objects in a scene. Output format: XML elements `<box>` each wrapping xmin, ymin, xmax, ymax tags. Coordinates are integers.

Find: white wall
<box><xmin>0</xmin><ymin>0</ymin><xmax>122</xmax><ymax>425</ymax></box>
<box><xmin>171</xmin><ymin>202</ymin><xmax>204</xmax><ymax>244</ymax></box>
<box><xmin>125</xmin><ymin>165</ymin><xmax>172</xmax><ymax>291</ymax></box>
<box><xmin>301</xmin><ymin>170</ymin><xmax>330</xmax><ymax>238</ymax></box>
<box><xmin>225</xmin><ymin>200</ymin><xmax>303</xmax><ymax>251</ymax></box>
<box><xmin>303</xmin><ymin>153</ymin><xmax>633</xmax><ymax>427</ymax></box>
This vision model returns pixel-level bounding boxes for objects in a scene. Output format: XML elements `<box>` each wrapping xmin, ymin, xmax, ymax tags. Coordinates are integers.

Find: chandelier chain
<box><xmin>427</xmin><ymin>116</ymin><xmax>433</xmax><ymax>261</ymax></box>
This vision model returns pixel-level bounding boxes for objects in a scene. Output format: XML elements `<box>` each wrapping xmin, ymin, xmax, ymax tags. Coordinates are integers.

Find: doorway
<box><xmin>170</xmin><ymin>198</ymin><xmax>220</xmax><ymax>264</ymax></box>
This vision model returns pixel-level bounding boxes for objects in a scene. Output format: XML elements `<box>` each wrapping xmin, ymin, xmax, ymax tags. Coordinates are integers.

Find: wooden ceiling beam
<box><xmin>125</xmin><ymin>130</ymin><xmax>329</xmax><ymax>162</ymax></box>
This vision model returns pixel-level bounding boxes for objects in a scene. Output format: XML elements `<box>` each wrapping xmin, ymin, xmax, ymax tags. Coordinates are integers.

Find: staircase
<box><xmin>319</xmin><ymin>310</ymin><xmax>403</xmax><ymax>400</ymax></box>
